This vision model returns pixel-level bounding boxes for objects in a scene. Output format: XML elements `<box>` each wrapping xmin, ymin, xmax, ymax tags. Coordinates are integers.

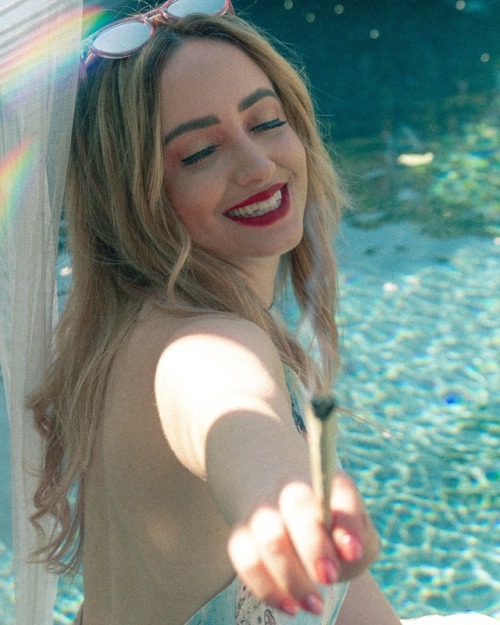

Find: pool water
<box><xmin>1</xmin><ymin>78</ymin><xmax>499</xmax><ymax>625</ymax></box>
<box><xmin>335</xmin><ymin>222</ymin><xmax>499</xmax><ymax>617</ymax></box>
<box><xmin>330</xmin><ymin>119</ymin><xmax>499</xmax><ymax>616</ymax></box>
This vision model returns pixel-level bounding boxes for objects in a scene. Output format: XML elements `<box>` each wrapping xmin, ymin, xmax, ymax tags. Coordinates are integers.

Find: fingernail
<box><xmin>301</xmin><ymin>593</ymin><xmax>323</xmax><ymax>615</ymax></box>
<box><xmin>280</xmin><ymin>599</ymin><xmax>299</xmax><ymax>615</ymax></box>
<box><xmin>340</xmin><ymin>533</ymin><xmax>363</xmax><ymax>562</ymax></box>
<box><xmin>316</xmin><ymin>557</ymin><xmax>339</xmax><ymax>584</ymax></box>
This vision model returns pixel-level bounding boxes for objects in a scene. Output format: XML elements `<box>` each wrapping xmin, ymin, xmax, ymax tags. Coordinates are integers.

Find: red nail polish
<box><xmin>280</xmin><ymin>599</ymin><xmax>299</xmax><ymax>615</ymax></box>
<box><xmin>340</xmin><ymin>533</ymin><xmax>363</xmax><ymax>562</ymax></box>
<box><xmin>301</xmin><ymin>593</ymin><xmax>323</xmax><ymax>615</ymax></box>
<box><xmin>316</xmin><ymin>557</ymin><xmax>339</xmax><ymax>584</ymax></box>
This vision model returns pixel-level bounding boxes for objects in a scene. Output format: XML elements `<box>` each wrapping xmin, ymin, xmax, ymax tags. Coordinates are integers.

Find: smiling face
<box><xmin>160</xmin><ymin>38</ymin><xmax>308</xmax><ymax>297</ymax></box>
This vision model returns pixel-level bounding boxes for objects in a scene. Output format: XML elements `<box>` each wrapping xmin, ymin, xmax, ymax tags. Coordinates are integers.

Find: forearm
<box><xmin>205</xmin><ymin>403</ymin><xmax>310</xmax><ymax>525</ymax></box>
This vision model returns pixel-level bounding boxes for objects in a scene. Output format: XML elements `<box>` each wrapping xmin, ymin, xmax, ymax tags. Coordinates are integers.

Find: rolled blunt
<box><xmin>305</xmin><ymin>395</ymin><xmax>338</xmax><ymax>529</ymax></box>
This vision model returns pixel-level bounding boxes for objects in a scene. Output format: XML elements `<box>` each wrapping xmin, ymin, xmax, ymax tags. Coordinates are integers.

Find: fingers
<box><xmin>279</xmin><ymin>481</ymin><xmax>340</xmax><ymax>584</ymax></box>
<box><xmin>228</xmin><ymin>521</ymin><xmax>292</xmax><ymax>612</ymax></box>
<box><xmin>228</xmin><ymin>505</ymin><xmax>323</xmax><ymax>615</ymax></box>
<box><xmin>330</xmin><ymin>472</ymin><xmax>380</xmax><ymax>578</ymax></box>
<box><xmin>228</xmin><ymin>474</ymin><xmax>380</xmax><ymax>615</ymax></box>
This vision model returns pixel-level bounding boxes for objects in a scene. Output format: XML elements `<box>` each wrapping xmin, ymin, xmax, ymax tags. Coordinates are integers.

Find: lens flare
<box><xmin>0</xmin><ymin>138</ymin><xmax>37</xmax><ymax>241</ymax></box>
<box><xmin>0</xmin><ymin>6</ymin><xmax>105</xmax><ymax>100</ymax></box>
<box><xmin>0</xmin><ymin>6</ymin><xmax>109</xmax><ymax>242</ymax></box>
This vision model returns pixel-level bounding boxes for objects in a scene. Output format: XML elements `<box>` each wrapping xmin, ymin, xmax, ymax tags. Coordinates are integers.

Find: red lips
<box><xmin>225</xmin><ymin>182</ymin><xmax>285</xmax><ymax>212</ymax></box>
<box><xmin>224</xmin><ymin>184</ymin><xmax>289</xmax><ymax>227</ymax></box>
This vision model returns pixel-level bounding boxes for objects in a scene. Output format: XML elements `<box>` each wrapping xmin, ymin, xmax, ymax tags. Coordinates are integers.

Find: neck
<box><xmin>233</xmin><ymin>257</ymin><xmax>280</xmax><ymax>309</ymax></box>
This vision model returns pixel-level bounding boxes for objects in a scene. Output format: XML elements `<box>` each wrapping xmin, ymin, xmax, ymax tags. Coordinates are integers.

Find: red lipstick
<box><xmin>224</xmin><ymin>183</ymin><xmax>290</xmax><ymax>227</ymax></box>
<box><xmin>227</xmin><ymin>183</ymin><xmax>284</xmax><ymax>211</ymax></box>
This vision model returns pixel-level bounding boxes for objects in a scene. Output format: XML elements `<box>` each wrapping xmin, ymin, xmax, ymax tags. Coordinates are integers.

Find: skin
<box><xmin>160</xmin><ymin>39</ymin><xmax>308</xmax><ymax>306</ymax></box>
<box><xmin>81</xmin><ymin>40</ymin><xmax>401</xmax><ymax>625</ymax></box>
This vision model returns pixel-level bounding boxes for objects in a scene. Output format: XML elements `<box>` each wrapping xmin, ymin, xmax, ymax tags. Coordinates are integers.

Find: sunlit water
<box><xmin>1</xmin><ymin>130</ymin><xmax>498</xmax><ymax>622</ymax></box>
<box><xmin>336</xmin><ymin>222</ymin><xmax>499</xmax><ymax>617</ymax></box>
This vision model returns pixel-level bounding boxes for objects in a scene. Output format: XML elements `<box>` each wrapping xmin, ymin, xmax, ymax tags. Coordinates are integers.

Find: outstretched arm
<box><xmin>155</xmin><ymin>313</ymin><xmax>393</xmax><ymax>617</ymax></box>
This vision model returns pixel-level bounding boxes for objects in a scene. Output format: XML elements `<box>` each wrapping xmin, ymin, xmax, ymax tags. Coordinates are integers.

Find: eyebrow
<box><xmin>163</xmin><ymin>115</ymin><xmax>219</xmax><ymax>146</ymax></box>
<box><xmin>239</xmin><ymin>88</ymin><xmax>279</xmax><ymax>112</ymax></box>
<box><xmin>163</xmin><ymin>88</ymin><xmax>280</xmax><ymax>146</ymax></box>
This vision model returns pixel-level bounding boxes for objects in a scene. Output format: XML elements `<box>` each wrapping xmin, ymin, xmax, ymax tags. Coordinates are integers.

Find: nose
<box><xmin>233</xmin><ymin>135</ymin><xmax>276</xmax><ymax>187</ymax></box>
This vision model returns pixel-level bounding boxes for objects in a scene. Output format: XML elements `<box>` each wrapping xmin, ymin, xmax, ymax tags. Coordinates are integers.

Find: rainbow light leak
<box><xmin>0</xmin><ymin>138</ymin><xmax>38</xmax><ymax>242</ymax></box>
<box><xmin>0</xmin><ymin>5</ymin><xmax>113</xmax><ymax>242</ymax></box>
<box><xmin>0</xmin><ymin>5</ymin><xmax>108</xmax><ymax>100</ymax></box>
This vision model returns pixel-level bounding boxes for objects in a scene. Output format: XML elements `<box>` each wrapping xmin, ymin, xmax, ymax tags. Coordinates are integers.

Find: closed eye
<box><xmin>180</xmin><ymin>118</ymin><xmax>286</xmax><ymax>165</ymax></box>
<box><xmin>181</xmin><ymin>145</ymin><xmax>218</xmax><ymax>166</ymax></box>
<box><xmin>252</xmin><ymin>118</ymin><xmax>287</xmax><ymax>132</ymax></box>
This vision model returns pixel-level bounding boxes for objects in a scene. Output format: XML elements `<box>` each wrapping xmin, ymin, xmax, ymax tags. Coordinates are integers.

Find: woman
<box><xmin>29</xmin><ymin>5</ymin><xmax>401</xmax><ymax>624</ymax></box>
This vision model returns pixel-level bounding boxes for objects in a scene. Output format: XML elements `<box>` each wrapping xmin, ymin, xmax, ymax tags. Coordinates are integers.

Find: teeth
<box><xmin>227</xmin><ymin>189</ymin><xmax>282</xmax><ymax>218</ymax></box>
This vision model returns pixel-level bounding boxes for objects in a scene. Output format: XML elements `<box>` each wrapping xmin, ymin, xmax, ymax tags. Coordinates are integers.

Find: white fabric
<box><xmin>0</xmin><ymin>1</ymin><xmax>82</xmax><ymax>624</ymax></box>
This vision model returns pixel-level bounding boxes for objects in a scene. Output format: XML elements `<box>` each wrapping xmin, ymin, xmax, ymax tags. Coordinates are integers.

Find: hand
<box><xmin>228</xmin><ymin>472</ymin><xmax>380</xmax><ymax>616</ymax></box>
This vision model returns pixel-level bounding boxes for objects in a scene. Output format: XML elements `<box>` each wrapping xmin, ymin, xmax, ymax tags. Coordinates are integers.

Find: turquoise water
<box><xmin>336</xmin><ymin>223</ymin><xmax>499</xmax><ymax>617</ymax></box>
<box><xmin>1</xmin><ymin>126</ymin><xmax>499</xmax><ymax>622</ymax></box>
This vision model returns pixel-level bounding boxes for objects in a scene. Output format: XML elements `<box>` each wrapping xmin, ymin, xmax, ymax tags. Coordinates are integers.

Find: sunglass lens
<box><xmin>92</xmin><ymin>21</ymin><xmax>152</xmax><ymax>56</ymax></box>
<box><xmin>166</xmin><ymin>0</ymin><xmax>227</xmax><ymax>18</ymax></box>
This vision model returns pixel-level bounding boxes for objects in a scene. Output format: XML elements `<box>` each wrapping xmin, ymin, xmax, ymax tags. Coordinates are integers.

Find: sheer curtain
<box><xmin>0</xmin><ymin>1</ymin><xmax>82</xmax><ymax>623</ymax></box>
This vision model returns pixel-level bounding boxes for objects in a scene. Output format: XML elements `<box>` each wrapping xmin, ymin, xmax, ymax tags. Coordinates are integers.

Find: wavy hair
<box><xmin>28</xmin><ymin>13</ymin><xmax>347</xmax><ymax>574</ymax></box>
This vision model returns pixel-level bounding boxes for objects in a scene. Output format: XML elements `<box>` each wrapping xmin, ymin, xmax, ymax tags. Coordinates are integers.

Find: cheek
<box><xmin>290</xmin><ymin>142</ymin><xmax>308</xmax><ymax>202</ymax></box>
<box><xmin>166</xmin><ymin>195</ymin><xmax>200</xmax><ymax>239</ymax></box>
<box><xmin>163</xmin><ymin>166</ymin><xmax>198</xmax><ymax>222</ymax></box>
<box><xmin>296</xmin><ymin>139</ymin><xmax>308</xmax><ymax>173</ymax></box>
<box><xmin>163</xmin><ymin>181</ymin><xmax>213</xmax><ymax>245</ymax></box>
<box><xmin>163</xmin><ymin>160</ymin><xmax>226</xmax><ymax>239</ymax></box>
<box><xmin>283</xmin><ymin>132</ymin><xmax>307</xmax><ymax>179</ymax></box>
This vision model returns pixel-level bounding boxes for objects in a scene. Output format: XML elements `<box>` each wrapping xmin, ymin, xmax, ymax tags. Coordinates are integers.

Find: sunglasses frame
<box><xmin>82</xmin><ymin>0</ymin><xmax>234</xmax><ymax>66</ymax></box>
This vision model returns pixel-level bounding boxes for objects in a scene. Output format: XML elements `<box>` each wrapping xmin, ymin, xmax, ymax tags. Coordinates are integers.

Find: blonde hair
<box><xmin>29</xmin><ymin>13</ymin><xmax>346</xmax><ymax>574</ymax></box>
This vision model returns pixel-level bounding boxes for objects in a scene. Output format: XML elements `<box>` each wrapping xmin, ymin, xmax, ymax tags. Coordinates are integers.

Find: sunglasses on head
<box><xmin>82</xmin><ymin>0</ymin><xmax>234</xmax><ymax>66</ymax></box>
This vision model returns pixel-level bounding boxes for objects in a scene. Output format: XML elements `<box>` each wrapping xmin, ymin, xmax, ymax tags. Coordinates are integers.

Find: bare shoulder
<box><xmin>171</xmin><ymin>310</ymin><xmax>279</xmax><ymax>354</ymax></box>
<box><xmin>151</xmin><ymin>309</ymin><xmax>291</xmax><ymax>477</ymax></box>
<box><xmin>129</xmin><ymin>306</ymin><xmax>277</xmax><ymax>361</ymax></box>
<box><xmin>119</xmin><ymin>305</ymin><xmax>285</xmax><ymax>392</ymax></box>
<box><xmin>154</xmin><ymin>310</ymin><xmax>285</xmax><ymax>390</ymax></box>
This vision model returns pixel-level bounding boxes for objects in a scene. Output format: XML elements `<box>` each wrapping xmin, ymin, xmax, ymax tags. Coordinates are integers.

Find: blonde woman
<box><xmin>30</xmin><ymin>4</ymin><xmax>401</xmax><ymax>624</ymax></box>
